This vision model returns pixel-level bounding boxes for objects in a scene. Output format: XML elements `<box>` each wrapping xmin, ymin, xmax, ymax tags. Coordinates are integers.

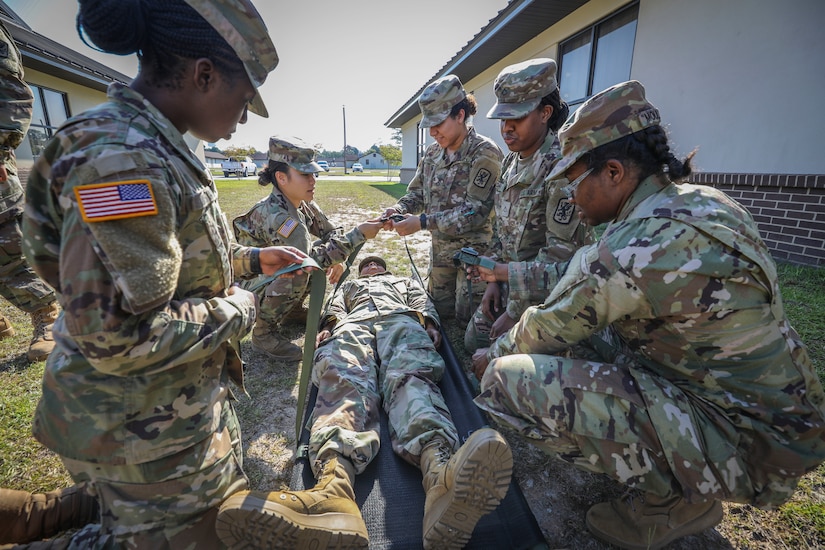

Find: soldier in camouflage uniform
<box><xmin>464</xmin><ymin>58</ymin><xmax>592</xmax><ymax>353</ymax></box>
<box><xmin>471</xmin><ymin>80</ymin><xmax>825</xmax><ymax>550</ymax></box>
<box><xmin>383</xmin><ymin>75</ymin><xmax>503</xmax><ymax>325</ymax></box>
<box><xmin>217</xmin><ymin>255</ymin><xmax>513</xmax><ymax>550</ymax></box>
<box><xmin>233</xmin><ymin>135</ymin><xmax>382</xmax><ymax>361</ymax></box>
<box><xmin>7</xmin><ymin>1</ymin><xmax>316</xmax><ymax>548</ymax></box>
<box><xmin>0</xmin><ymin>19</ymin><xmax>60</xmax><ymax>363</ymax></box>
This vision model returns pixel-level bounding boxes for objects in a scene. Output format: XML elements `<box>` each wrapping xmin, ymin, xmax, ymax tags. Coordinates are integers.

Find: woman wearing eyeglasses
<box><xmin>470</xmin><ymin>80</ymin><xmax>825</xmax><ymax>550</ymax></box>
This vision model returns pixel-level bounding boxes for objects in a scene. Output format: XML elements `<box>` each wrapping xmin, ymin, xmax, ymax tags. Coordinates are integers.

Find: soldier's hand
<box><xmin>228</xmin><ymin>283</ymin><xmax>257</xmax><ymax>308</ymax></box>
<box><xmin>326</xmin><ymin>263</ymin><xmax>344</xmax><ymax>285</ymax></box>
<box><xmin>258</xmin><ymin>246</ymin><xmax>312</xmax><ymax>276</ymax></box>
<box><xmin>316</xmin><ymin>329</ymin><xmax>332</xmax><ymax>347</ymax></box>
<box><xmin>472</xmin><ymin>348</ymin><xmax>490</xmax><ymax>380</ymax></box>
<box><xmin>357</xmin><ymin>220</ymin><xmax>383</xmax><ymax>239</ymax></box>
<box><xmin>393</xmin><ymin>214</ymin><xmax>419</xmax><ymax>236</ymax></box>
<box><xmin>0</xmin><ymin>164</ymin><xmax>7</xmax><ymax>183</ymax></box>
<box><xmin>481</xmin><ymin>282</ymin><xmax>501</xmax><ymax>321</ymax></box>
<box><xmin>476</xmin><ymin>259</ymin><xmax>501</xmax><ymax>282</ymax></box>
<box><xmin>490</xmin><ymin>312</ymin><xmax>517</xmax><ymax>339</ymax></box>
<box><xmin>426</xmin><ymin>324</ymin><xmax>441</xmax><ymax>348</ymax></box>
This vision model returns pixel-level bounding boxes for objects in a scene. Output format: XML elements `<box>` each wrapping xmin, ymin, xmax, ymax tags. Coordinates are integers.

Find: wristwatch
<box><xmin>419</xmin><ymin>213</ymin><xmax>427</xmax><ymax>230</ymax></box>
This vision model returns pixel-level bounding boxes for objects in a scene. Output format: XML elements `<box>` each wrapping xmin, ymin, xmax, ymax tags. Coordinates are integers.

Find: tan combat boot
<box><xmin>586</xmin><ymin>490</ymin><xmax>724</xmax><ymax>550</ymax></box>
<box><xmin>27</xmin><ymin>302</ymin><xmax>59</xmax><ymax>362</ymax></box>
<box><xmin>251</xmin><ymin>320</ymin><xmax>302</xmax><ymax>362</ymax></box>
<box><xmin>0</xmin><ymin>313</ymin><xmax>15</xmax><ymax>340</ymax></box>
<box><xmin>0</xmin><ymin>485</ymin><xmax>98</xmax><ymax>544</ymax></box>
<box><xmin>281</xmin><ymin>301</ymin><xmax>309</xmax><ymax>326</ymax></box>
<box><xmin>216</xmin><ymin>455</ymin><xmax>368</xmax><ymax>549</ymax></box>
<box><xmin>420</xmin><ymin>428</ymin><xmax>513</xmax><ymax>549</ymax></box>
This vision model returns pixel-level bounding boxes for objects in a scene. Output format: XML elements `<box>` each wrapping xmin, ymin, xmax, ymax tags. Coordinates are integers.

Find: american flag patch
<box><xmin>74</xmin><ymin>180</ymin><xmax>158</xmax><ymax>222</ymax></box>
<box><xmin>278</xmin><ymin>217</ymin><xmax>299</xmax><ymax>238</ymax></box>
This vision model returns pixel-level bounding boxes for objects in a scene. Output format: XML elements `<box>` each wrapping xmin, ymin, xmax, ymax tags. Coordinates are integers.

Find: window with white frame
<box><xmin>559</xmin><ymin>2</ymin><xmax>639</xmax><ymax>109</ymax></box>
<box><xmin>27</xmin><ymin>84</ymin><xmax>70</xmax><ymax>157</ymax></box>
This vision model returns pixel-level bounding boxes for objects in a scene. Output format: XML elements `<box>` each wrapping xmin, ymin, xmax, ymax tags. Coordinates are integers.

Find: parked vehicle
<box><xmin>317</xmin><ymin>160</ymin><xmax>330</xmax><ymax>172</ymax></box>
<box><xmin>221</xmin><ymin>156</ymin><xmax>257</xmax><ymax>177</ymax></box>
<box><xmin>351</xmin><ymin>162</ymin><xmax>364</xmax><ymax>172</ymax></box>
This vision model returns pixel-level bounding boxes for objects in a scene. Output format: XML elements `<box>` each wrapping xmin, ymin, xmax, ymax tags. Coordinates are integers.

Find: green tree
<box><xmin>223</xmin><ymin>145</ymin><xmax>258</xmax><ymax>158</ymax></box>
<box><xmin>391</xmin><ymin>129</ymin><xmax>402</xmax><ymax>147</ymax></box>
<box><xmin>378</xmin><ymin>144</ymin><xmax>401</xmax><ymax>168</ymax></box>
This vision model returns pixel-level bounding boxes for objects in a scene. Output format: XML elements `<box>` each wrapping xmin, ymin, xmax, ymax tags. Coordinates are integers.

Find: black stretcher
<box><xmin>290</xmin><ymin>328</ymin><xmax>549</xmax><ymax>549</ymax></box>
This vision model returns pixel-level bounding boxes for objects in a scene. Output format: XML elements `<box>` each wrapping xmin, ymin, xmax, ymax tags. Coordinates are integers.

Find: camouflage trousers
<box><xmin>241</xmin><ymin>271</ymin><xmax>309</xmax><ymax>327</ymax></box>
<box><xmin>309</xmin><ymin>314</ymin><xmax>459</xmax><ymax>475</ymax></box>
<box><xmin>474</xmin><ymin>334</ymin><xmax>802</xmax><ymax>507</ymax></box>
<box><xmin>427</xmin><ymin>265</ymin><xmax>485</xmax><ymax>329</ymax></box>
<box><xmin>0</xmin><ymin>214</ymin><xmax>55</xmax><ymax>312</ymax></box>
<box><xmin>464</xmin><ymin>282</ymin><xmax>510</xmax><ymax>353</ymax></box>
<box><xmin>58</xmin><ymin>403</ymin><xmax>248</xmax><ymax>549</ymax></box>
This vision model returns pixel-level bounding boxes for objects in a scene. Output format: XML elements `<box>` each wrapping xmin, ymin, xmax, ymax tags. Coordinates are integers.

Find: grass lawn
<box><xmin>0</xmin><ymin>177</ymin><xmax>823</xmax><ymax>548</ymax></box>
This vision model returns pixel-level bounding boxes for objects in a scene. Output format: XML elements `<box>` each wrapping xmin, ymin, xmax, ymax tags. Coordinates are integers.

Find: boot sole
<box><xmin>586</xmin><ymin>500</ymin><xmax>724</xmax><ymax>550</ymax></box>
<box><xmin>423</xmin><ymin>429</ymin><xmax>513</xmax><ymax>549</ymax></box>
<box><xmin>216</xmin><ymin>493</ymin><xmax>369</xmax><ymax>550</ymax></box>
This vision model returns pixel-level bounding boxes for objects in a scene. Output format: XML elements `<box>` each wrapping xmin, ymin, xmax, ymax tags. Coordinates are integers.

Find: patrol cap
<box><xmin>268</xmin><ymin>136</ymin><xmax>323</xmax><ymax>173</ymax></box>
<box><xmin>182</xmin><ymin>0</ymin><xmax>278</xmax><ymax>118</ymax></box>
<box><xmin>548</xmin><ymin>80</ymin><xmax>661</xmax><ymax>180</ymax></box>
<box><xmin>358</xmin><ymin>255</ymin><xmax>386</xmax><ymax>274</ymax></box>
<box><xmin>487</xmin><ymin>58</ymin><xmax>558</xmax><ymax>119</ymax></box>
<box><xmin>418</xmin><ymin>75</ymin><xmax>466</xmax><ymax>128</ymax></box>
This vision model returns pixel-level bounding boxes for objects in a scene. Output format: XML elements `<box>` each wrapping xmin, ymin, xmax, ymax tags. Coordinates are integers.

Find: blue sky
<box><xmin>8</xmin><ymin>0</ymin><xmax>510</xmax><ymax>152</ymax></box>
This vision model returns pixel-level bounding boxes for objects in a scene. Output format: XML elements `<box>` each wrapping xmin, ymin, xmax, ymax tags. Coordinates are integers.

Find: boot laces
<box><xmin>31</xmin><ymin>309</ymin><xmax>52</xmax><ymax>339</ymax></box>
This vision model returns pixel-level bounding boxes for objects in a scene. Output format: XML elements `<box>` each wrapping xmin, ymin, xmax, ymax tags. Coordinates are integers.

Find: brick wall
<box><xmin>690</xmin><ymin>173</ymin><xmax>825</xmax><ymax>267</ymax></box>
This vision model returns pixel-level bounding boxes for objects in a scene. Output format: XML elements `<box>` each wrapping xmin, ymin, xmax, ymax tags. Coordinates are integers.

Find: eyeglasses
<box><xmin>562</xmin><ymin>168</ymin><xmax>593</xmax><ymax>200</ymax></box>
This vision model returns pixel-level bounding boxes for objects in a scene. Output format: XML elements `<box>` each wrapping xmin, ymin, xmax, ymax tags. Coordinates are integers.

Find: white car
<box><xmin>316</xmin><ymin>160</ymin><xmax>330</xmax><ymax>172</ymax></box>
<box><xmin>351</xmin><ymin>162</ymin><xmax>364</xmax><ymax>172</ymax></box>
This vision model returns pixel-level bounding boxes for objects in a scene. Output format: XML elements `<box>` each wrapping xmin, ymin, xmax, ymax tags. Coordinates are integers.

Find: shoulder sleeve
<box><xmin>67</xmin><ymin>150</ymin><xmax>181</xmax><ymax>314</ymax></box>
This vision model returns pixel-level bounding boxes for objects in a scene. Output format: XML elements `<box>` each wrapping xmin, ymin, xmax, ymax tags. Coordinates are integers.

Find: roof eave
<box><xmin>384</xmin><ymin>0</ymin><xmax>588</xmax><ymax>129</ymax></box>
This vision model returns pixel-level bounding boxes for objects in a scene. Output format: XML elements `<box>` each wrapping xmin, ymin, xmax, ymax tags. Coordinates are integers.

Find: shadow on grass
<box><xmin>0</xmin><ymin>352</ymin><xmax>35</xmax><ymax>374</ymax></box>
<box><xmin>366</xmin><ymin>182</ymin><xmax>408</xmax><ymax>201</ymax></box>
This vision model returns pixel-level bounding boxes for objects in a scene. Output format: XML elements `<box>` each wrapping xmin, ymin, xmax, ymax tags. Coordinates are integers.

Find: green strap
<box><xmin>294</xmin><ymin>243</ymin><xmax>366</xmax><ymax>448</ymax></box>
<box><xmin>295</xmin><ymin>267</ymin><xmax>327</xmax><ymax>443</ymax></box>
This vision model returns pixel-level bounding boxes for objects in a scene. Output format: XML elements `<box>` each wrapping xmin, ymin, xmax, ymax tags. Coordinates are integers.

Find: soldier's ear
<box><xmin>604</xmin><ymin>159</ymin><xmax>625</xmax><ymax>184</ymax></box>
<box><xmin>193</xmin><ymin>58</ymin><xmax>217</xmax><ymax>93</ymax></box>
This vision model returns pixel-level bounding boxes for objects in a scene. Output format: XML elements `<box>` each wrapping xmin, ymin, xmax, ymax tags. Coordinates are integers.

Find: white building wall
<box><xmin>17</xmin><ymin>68</ymin><xmax>110</xmax><ymax>170</ymax></box>
<box><xmin>632</xmin><ymin>0</ymin><xmax>825</xmax><ymax>174</ymax></box>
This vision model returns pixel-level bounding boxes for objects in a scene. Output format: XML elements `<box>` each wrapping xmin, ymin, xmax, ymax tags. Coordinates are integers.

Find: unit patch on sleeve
<box><xmin>473</xmin><ymin>168</ymin><xmax>493</xmax><ymax>188</ymax></box>
<box><xmin>553</xmin><ymin>198</ymin><xmax>575</xmax><ymax>224</ymax></box>
<box><xmin>278</xmin><ymin>217</ymin><xmax>299</xmax><ymax>238</ymax></box>
<box><xmin>75</xmin><ymin>180</ymin><xmax>158</xmax><ymax>222</ymax></box>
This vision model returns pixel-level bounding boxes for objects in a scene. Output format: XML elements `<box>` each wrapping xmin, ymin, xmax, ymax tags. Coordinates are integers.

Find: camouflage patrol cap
<box><xmin>182</xmin><ymin>0</ymin><xmax>278</xmax><ymax>118</ymax></box>
<box><xmin>358</xmin><ymin>255</ymin><xmax>386</xmax><ymax>274</ymax></box>
<box><xmin>268</xmin><ymin>135</ymin><xmax>323</xmax><ymax>173</ymax></box>
<box><xmin>419</xmin><ymin>75</ymin><xmax>467</xmax><ymax>128</ymax></box>
<box><xmin>548</xmin><ymin>80</ymin><xmax>661</xmax><ymax>180</ymax></box>
<box><xmin>487</xmin><ymin>58</ymin><xmax>558</xmax><ymax>119</ymax></box>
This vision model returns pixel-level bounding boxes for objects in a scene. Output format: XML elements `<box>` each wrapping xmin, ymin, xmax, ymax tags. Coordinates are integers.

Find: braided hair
<box><xmin>584</xmin><ymin>125</ymin><xmax>695</xmax><ymax>182</ymax></box>
<box><xmin>77</xmin><ymin>0</ymin><xmax>245</xmax><ymax>89</ymax></box>
<box><xmin>539</xmin><ymin>89</ymin><xmax>570</xmax><ymax>133</ymax></box>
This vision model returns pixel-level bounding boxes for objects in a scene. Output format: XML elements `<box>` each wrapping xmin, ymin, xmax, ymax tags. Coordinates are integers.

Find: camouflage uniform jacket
<box><xmin>321</xmin><ymin>272</ymin><xmax>439</xmax><ymax>332</ymax></box>
<box><xmin>392</xmin><ymin>127</ymin><xmax>502</xmax><ymax>256</ymax></box>
<box><xmin>489</xmin><ymin>174</ymin><xmax>825</xmax><ymax>500</ymax></box>
<box><xmin>22</xmin><ymin>83</ymin><xmax>262</xmax><ymax>465</ymax></box>
<box><xmin>232</xmin><ymin>183</ymin><xmax>365</xmax><ymax>276</ymax></box>
<box><xmin>490</xmin><ymin>131</ymin><xmax>591</xmax><ymax>318</ymax></box>
<box><xmin>0</xmin><ymin>20</ymin><xmax>33</xmax><ymax>221</ymax></box>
